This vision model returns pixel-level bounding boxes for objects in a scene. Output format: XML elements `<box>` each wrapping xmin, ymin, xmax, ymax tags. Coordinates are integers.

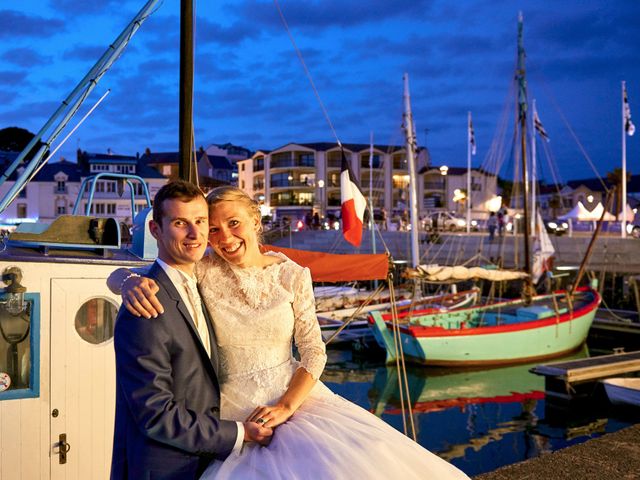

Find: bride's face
<box><xmin>208</xmin><ymin>200</ymin><xmax>262</xmax><ymax>268</ymax></box>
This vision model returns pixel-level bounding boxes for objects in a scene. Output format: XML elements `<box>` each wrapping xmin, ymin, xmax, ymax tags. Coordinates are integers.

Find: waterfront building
<box><xmin>238</xmin><ymin>142</ymin><xmax>427</xmax><ymax>223</ymax></box>
<box><xmin>0</xmin><ymin>150</ymin><xmax>166</xmax><ymax>229</ymax></box>
<box><xmin>237</xmin><ymin>142</ymin><xmax>499</xmax><ymax>224</ymax></box>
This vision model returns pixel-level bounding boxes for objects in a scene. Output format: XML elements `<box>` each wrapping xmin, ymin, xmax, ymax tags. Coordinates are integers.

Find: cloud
<box><xmin>0</xmin><ymin>70</ymin><xmax>29</xmax><ymax>87</ymax></box>
<box><xmin>48</xmin><ymin>0</ymin><xmax>131</xmax><ymax>15</ymax></box>
<box><xmin>63</xmin><ymin>45</ymin><xmax>116</xmax><ymax>63</ymax></box>
<box><xmin>0</xmin><ymin>10</ymin><xmax>65</xmax><ymax>38</ymax></box>
<box><xmin>0</xmin><ymin>48</ymin><xmax>52</xmax><ymax>68</ymax></box>
<box><xmin>230</xmin><ymin>0</ymin><xmax>433</xmax><ymax>30</ymax></box>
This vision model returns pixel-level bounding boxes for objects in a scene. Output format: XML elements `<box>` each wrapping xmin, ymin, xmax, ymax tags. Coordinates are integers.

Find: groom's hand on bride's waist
<box><xmin>243</xmin><ymin>422</ymin><xmax>273</xmax><ymax>446</ymax></box>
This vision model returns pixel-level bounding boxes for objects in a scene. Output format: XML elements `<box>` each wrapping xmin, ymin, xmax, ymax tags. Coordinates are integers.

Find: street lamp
<box><xmin>439</xmin><ymin>165</ymin><xmax>448</xmax><ymax>210</ymax></box>
<box><xmin>317</xmin><ymin>179</ymin><xmax>325</xmax><ymax>217</ymax></box>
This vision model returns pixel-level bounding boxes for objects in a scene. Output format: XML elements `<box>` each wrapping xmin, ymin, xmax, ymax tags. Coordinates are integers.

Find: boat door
<box><xmin>50</xmin><ymin>278</ymin><xmax>120</xmax><ymax>479</ymax></box>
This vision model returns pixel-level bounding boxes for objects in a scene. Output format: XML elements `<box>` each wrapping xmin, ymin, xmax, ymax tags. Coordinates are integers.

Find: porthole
<box><xmin>74</xmin><ymin>298</ymin><xmax>117</xmax><ymax>345</ymax></box>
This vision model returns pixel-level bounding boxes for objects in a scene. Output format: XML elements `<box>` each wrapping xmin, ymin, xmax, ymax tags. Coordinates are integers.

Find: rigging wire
<box><xmin>273</xmin><ymin>0</ymin><xmax>341</xmax><ymax>147</ymax></box>
<box><xmin>535</xmin><ymin>75</ymin><xmax>609</xmax><ymax>192</ymax></box>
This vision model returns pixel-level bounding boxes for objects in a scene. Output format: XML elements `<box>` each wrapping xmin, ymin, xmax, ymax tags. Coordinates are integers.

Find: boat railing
<box><xmin>72</xmin><ymin>173</ymin><xmax>152</xmax><ymax>217</ymax></box>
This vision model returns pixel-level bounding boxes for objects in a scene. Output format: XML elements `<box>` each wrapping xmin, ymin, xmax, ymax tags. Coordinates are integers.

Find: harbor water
<box><xmin>321</xmin><ymin>344</ymin><xmax>639</xmax><ymax>477</ymax></box>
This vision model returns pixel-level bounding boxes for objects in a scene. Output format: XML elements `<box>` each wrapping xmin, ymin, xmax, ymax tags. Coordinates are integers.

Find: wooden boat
<box><xmin>370</xmin><ymin>286</ymin><xmax>599</xmax><ymax>366</ymax></box>
<box><xmin>369</xmin><ymin>15</ymin><xmax>603</xmax><ymax>367</ymax></box>
<box><xmin>321</xmin><ymin>288</ymin><xmax>479</xmax><ymax>345</ymax></box>
<box><xmin>320</xmin><ymin>287</ymin><xmax>478</xmax><ymax>322</ymax></box>
<box><xmin>315</xmin><ymin>286</ymin><xmax>412</xmax><ymax>318</ymax></box>
<box><xmin>602</xmin><ymin>378</ymin><xmax>640</xmax><ymax>407</ymax></box>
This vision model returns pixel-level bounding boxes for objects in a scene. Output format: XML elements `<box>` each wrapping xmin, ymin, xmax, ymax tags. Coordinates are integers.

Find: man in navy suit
<box><xmin>110</xmin><ymin>181</ymin><xmax>271</xmax><ymax>479</ymax></box>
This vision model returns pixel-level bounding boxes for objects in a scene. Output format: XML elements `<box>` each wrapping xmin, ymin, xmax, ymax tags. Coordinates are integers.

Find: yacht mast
<box><xmin>402</xmin><ymin>74</ymin><xmax>420</xmax><ymax>268</ymax></box>
<box><xmin>179</xmin><ymin>0</ymin><xmax>195</xmax><ymax>181</ymax></box>
<box><xmin>516</xmin><ymin>12</ymin><xmax>534</xmax><ymax>295</ymax></box>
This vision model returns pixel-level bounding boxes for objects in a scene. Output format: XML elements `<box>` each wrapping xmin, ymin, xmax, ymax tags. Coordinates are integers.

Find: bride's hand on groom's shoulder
<box><xmin>246</xmin><ymin>404</ymin><xmax>294</xmax><ymax>430</ymax></box>
<box><xmin>243</xmin><ymin>422</ymin><xmax>273</xmax><ymax>446</ymax></box>
<box><xmin>122</xmin><ymin>276</ymin><xmax>164</xmax><ymax>319</ymax></box>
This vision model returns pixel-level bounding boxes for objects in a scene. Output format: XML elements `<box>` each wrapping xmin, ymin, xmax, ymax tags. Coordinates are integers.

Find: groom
<box><xmin>110</xmin><ymin>180</ymin><xmax>272</xmax><ymax>479</ymax></box>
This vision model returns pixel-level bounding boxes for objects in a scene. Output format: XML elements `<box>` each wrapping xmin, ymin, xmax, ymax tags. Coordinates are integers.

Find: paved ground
<box><xmin>474</xmin><ymin>423</ymin><xmax>640</xmax><ymax>479</ymax></box>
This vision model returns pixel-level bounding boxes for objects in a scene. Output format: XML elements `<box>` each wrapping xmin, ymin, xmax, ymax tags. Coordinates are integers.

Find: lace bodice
<box><xmin>196</xmin><ymin>252</ymin><xmax>327</xmax><ymax>420</ymax></box>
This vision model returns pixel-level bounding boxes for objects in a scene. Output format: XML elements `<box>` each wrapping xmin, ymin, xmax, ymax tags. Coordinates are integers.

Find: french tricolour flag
<box><xmin>340</xmin><ymin>152</ymin><xmax>367</xmax><ymax>247</ymax></box>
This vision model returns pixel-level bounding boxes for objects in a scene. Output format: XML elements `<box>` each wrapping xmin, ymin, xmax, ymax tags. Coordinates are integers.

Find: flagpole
<box><xmin>403</xmin><ymin>73</ymin><xmax>420</xmax><ymax>268</ymax></box>
<box><xmin>531</xmin><ymin>100</ymin><xmax>538</xmax><ymax>233</ymax></box>
<box><xmin>622</xmin><ymin>81</ymin><xmax>627</xmax><ymax>238</ymax></box>
<box><xmin>369</xmin><ymin>132</ymin><xmax>376</xmax><ymax>254</ymax></box>
<box><xmin>466</xmin><ymin>111</ymin><xmax>472</xmax><ymax>234</ymax></box>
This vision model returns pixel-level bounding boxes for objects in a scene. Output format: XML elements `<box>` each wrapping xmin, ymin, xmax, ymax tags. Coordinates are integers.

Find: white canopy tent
<box><xmin>589</xmin><ymin>202</ymin><xmax>616</xmax><ymax>221</ymax></box>
<box><xmin>558</xmin><ymin>201</ymin><xmax>616</xmax><ymax>237</ymax></box>
<box><xmin>558</xmin><ymin>201</ymin><xmax>591</xmax><ymax>220</ymax></box>
<box><xmin>619</xmin><ymin>203</ymin><xmax>637</xmax><ymax>223</ymax></box>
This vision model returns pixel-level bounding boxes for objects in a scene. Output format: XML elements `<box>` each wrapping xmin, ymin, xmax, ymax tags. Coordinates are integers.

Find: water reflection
<box><xmin>321</xmin><ymin>345</ymin><xmax>637</xmax><ymax>477</ymax></box>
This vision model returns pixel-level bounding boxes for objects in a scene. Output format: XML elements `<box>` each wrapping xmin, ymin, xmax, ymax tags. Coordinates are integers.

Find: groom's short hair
<box><xmin>152</xmin><ymin>180</ymin><xmax>206</xmax><ymax>225</ymax></box>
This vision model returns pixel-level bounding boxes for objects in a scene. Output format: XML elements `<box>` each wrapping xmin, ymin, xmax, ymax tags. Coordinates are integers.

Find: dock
<box><xmin>474</xmin><ymin>423</ymin><xmax>640</xmax><ymax>479</ymax></box>
<box><xmin>531</xmin><ymin>351</ymin><xmax>640</xmax><ymax>402</ymax></box>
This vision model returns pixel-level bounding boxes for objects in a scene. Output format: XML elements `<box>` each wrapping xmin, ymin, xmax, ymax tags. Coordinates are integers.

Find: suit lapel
<box><xmin>149</xmin><ymin>262</ymin><xmax>219</xmax><ymax>382</ymax></box>
<box><xmin>198</xmin><ymin>285</ymin><xmax>220</xmax><ymax>378</ymax></box>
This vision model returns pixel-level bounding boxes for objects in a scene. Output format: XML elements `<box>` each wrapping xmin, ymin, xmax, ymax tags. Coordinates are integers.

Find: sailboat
<box><xmin>370</xmin><ymin>13</ymin><xmax>601</xmax><ymax>367</ymax></box>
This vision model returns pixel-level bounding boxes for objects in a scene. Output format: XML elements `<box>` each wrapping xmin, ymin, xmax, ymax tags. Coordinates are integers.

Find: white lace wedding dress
<box><xmin>198</xmin><ymin>252</ymin><xmax>469</xmax><ymax>479</ymax></box>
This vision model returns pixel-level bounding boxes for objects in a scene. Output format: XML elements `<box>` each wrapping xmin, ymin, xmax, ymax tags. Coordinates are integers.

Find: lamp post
<box><xmin>317</xmin><ymin>179</ymin><xmax>325</xmax><ymax>218</ymax></box>
<box><xmin>439</xmin><ymin>166</ymin><xmax>448</xmax><ymax>211</ymax></box>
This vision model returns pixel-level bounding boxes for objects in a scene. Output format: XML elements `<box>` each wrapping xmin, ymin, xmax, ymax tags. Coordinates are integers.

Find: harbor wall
<box><xmin>269</xmin><ymin>230</ymin><xmax>640</xmax><ymax>274</ymax></box>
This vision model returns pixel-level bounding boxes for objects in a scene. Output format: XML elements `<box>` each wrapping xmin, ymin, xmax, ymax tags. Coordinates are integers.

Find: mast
<box><xmin>516</xmin><ymin>12</ymin><xmax>534</xmax><ymax>296</ymax></box>
<box><xmin>179</xmin><ymin>0</ymin><xmax>195</xmax><ymax>181</ymax></box>
<box><xmin>369</xmin><ymin>132</ymin><xmax>376</xmax><ymax>254</ymax></box>
<box><xmin>622</xmin><ymin>81</ymin><xmax>628</xmax><ymax>238</ymax></box>
<box><xmin>402</xmin><ymin>74</ymin><xmax>420</xmax><ymax>268</ymax></box>
<box><xmin>531</xmin><ymin>99</ymin><xmax>538</xmax><ymax>233</ymax></box>
<box><xmin>466</xmin><ymin>112</ymin><xmax>472</xmax><ymax>234</ymax></box>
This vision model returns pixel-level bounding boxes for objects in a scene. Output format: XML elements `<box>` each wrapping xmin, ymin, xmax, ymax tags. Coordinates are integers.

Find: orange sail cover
<box><xmin>263</xmin><ymin>245</ymin><xmax>389</xmax><ymax>282</ymax></box>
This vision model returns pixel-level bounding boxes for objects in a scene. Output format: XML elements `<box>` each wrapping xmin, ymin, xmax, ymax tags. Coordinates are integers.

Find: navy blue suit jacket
<box><xmin>111</xmin><ymin>262</ymin><xmax>238</xmax><ymax>480</ymax></box>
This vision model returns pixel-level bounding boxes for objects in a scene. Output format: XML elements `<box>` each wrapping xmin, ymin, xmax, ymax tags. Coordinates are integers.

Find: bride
<box><xmin>111</xmin><ymin>186</ymin><xmax>469</xmax><ymax>479</ymax></box>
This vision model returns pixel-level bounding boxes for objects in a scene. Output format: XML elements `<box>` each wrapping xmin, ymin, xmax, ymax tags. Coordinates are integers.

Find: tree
<box><xmin>0</xmin><ymin>127</ymin><xmax>45</xmax><ymax>161</ymax></box>
<box><xmin>497</xmin><ymin>177</ymin><xmax>513</xmax><ymax>207</ymax></box>
<box><xmin>548</xmin><ymin>194</ymin><xmax>561</xmax><ymax>219</ymax></box>
<box><xmin>606</xmin><ymin>167</ymin><xmax>632</xmax><ymax>220</ymax></box>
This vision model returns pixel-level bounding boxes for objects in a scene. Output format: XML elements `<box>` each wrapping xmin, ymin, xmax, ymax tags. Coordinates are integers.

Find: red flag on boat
<box><xmin>340</xmin><ymin>151</ymin><xmax>367</xmax><ymax>247</ymax></box>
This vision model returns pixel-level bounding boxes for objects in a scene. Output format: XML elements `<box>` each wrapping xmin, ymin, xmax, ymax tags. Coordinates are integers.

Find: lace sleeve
<box><xmin>292</xmin><ymin>267</ymin><xmax>327</xmax><ymax>380</ymax></box>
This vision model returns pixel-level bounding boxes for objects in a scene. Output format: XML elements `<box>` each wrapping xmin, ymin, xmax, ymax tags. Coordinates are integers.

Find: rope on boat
<box><xmin>388</xmin><ymin>276</ymin><xmax>417</xmax><ymax>441</ymax></box>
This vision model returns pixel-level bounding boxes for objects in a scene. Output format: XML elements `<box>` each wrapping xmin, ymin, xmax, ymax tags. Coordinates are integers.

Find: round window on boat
<box><xmin>74</xmin><ymin>298</ymin><xmax>118</xmax><ymax>345</ymax></box>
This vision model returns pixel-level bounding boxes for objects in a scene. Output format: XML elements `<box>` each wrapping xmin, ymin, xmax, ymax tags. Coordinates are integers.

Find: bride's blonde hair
<box><xmin>206</xmin><ymin>186</ymin><xmax>263</xmax><ymax>241</ymax></box>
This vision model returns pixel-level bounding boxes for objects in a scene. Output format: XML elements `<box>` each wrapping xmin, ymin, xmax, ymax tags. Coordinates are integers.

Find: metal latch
<box><xmin>55</xmin><ymin>433</ymin><xmax>71</xmax><ymax>464</ymax></box>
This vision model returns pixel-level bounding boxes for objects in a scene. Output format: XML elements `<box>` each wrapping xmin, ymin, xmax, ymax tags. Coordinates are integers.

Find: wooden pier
<box><xmin>531</xmin><ymin>350</ymin><xmax>640</xmax><ymax>402</ymax></box>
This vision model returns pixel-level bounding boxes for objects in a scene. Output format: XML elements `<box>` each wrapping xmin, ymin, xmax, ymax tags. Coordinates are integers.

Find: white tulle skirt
<box><xmin>201</xmin><ymin>379</ymin><xmax>469</xmax><ymax>480</ymax></box>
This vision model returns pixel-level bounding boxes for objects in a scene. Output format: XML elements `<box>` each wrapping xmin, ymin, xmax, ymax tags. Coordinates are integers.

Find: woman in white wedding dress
<box><xmin>116</xmin><ymin>186</ymin><xmax>469</xmax><ymax>480</ymax></box>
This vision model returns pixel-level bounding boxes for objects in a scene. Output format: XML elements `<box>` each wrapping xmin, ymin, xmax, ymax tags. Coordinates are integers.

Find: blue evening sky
<box><xmin>0</xmin><ymin>0</ymin><xmax>638</xmax><ymax>183</ymax></box>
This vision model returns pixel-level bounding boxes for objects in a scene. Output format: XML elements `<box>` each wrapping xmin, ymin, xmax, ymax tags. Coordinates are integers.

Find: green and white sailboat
<box><xmin>370</xmin><ymin>13</ymin><xmax>601</xmax><ymax>366</ymax></box>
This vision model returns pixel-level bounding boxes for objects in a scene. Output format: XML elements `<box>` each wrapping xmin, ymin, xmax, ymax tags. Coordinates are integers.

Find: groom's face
<box><xmin>150</xmin><ymin>196</ymin><xmax>209</xmax><ymax>273</ymax></box>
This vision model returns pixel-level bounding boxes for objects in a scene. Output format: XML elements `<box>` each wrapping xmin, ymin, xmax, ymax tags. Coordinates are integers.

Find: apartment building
<box><xmin>0</xmin><ymin>150</ymin><xmax>166</xmax><ymax>229</ymax></box>
<box><xmin>237</xmin><ymin>142</ymin><xmax>498</xmax><ymax>222</ymax></box>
